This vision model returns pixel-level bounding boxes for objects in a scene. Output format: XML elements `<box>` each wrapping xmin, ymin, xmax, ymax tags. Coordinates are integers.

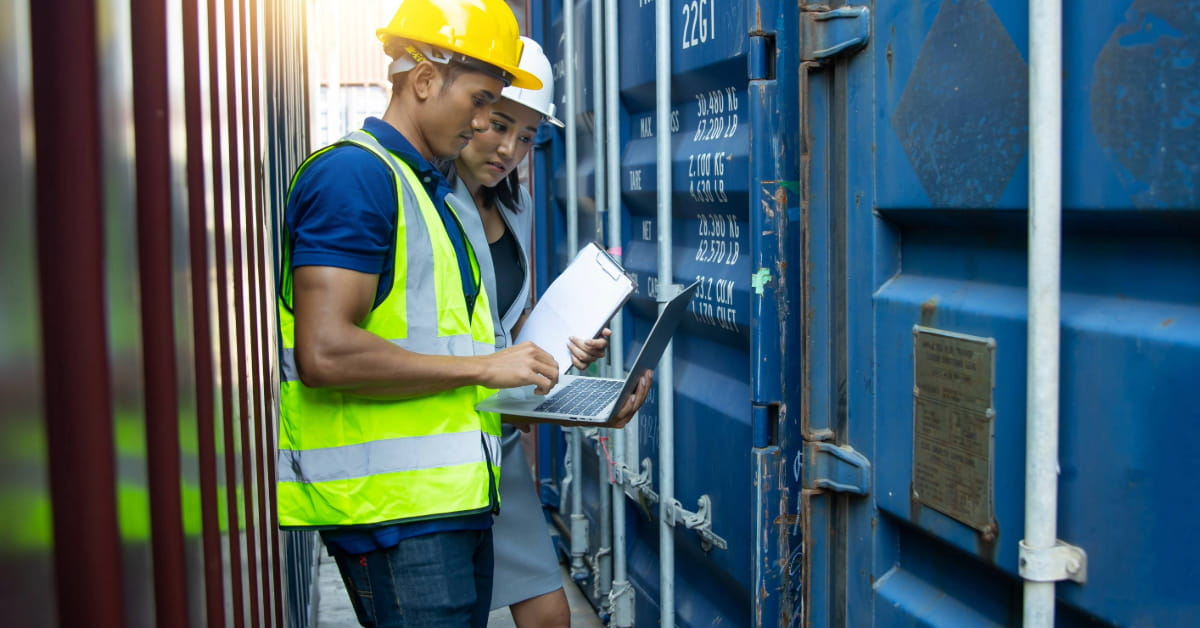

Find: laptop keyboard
<box><xmin>535</xmin><ymin>378</ymin><xmax>625</xmax><ymax>416</ymax></box>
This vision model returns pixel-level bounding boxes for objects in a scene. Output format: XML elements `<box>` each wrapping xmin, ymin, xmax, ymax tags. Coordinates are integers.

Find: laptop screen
<box><xmin>612</xmin><ymin>280</ymin><xmax>700</xmax><ymax>404</ymax></box>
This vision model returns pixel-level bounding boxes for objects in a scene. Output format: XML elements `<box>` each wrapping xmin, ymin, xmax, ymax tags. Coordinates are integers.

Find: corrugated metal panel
<box><xmin>533</xmin><ymin>0</ymin><xmax>803</xmax><ymax>624</ymax></box>
<box><xmin>536</xmin><ymin>0</ymin><xmax>1198</xmax><ymax>625</ymax></box>
<box><xmin>0</xmin><ymin>2</ymin><xmax>56</xmax><ymax>625</ymax></box>
<box><xmin>15</xmin><ymin>0</ymin><xmax>310</xmax><ymax>625</ymax></box>
<box><xmin>839</xmin><ymin>0</ymin><xmax>1200</xmax><ymax>625</ymax></box>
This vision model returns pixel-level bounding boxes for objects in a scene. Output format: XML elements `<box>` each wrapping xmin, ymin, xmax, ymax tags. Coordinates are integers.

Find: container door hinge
<box><xmin>1019</xmin><ymin>540</ymin><xmax>1088</xmax><ymax>584</ymax></box>
<box><xmin>749</xmin><ymin>33</ymin><xmax>776</xmax><ymax>80</ymax></box>
<box><xmin>801</xmin><ymin>6</ymin><xmax>870</xmax><ymax>62</ymax></box>
<box><xmin>804</xmin><ymin>441</ymin><xmax>871</xmax><ymax>495</ymax></box>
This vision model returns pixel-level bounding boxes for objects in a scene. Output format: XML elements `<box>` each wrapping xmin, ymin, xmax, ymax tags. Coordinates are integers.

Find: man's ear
<box><xmin>409</xmin><ymin>62</ymin><xmax>441</xmax><ymax>102</ymax></box>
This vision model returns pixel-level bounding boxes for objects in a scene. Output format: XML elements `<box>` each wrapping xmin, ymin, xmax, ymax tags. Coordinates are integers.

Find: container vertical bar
<box><xmin>130</xmin><ymin>0</ymin><xmax>191</xmax><ymax>624</ymax></box>
<box><xmin>1024</xmin><ymin>0</ymin><xmax>1063</xmax><ymax>625</ymax></box>
<box><xmin>603</xmin><ymin>0</ymin><xmax>633</xmax><ymax>621</ymax></box>
<box><xmin>564</xmin><ymin>0</ymin><xmax>579</xmax><ymax>257</ymax></box>
<box><xmin>563</xmin><ymin>0</ymin><xmax>589</xmax><ymax>583</ymax></box>
<box><xmin>591</xmin><ymin>0</ymin><xmax>613</xmax><ymax>602</ymax></box>
<box><xmin>654</xmin><ymin>0</ymin><xmax>675</xmax><ymax>623</ymax></box>
<box><xmin>181</xmin><ymin>0</ymin><xmax>230</xmax><ymax>621</ymax></box>
<box><xmin>30</xmin><ymin>1</ymin><xmax>126</xmax><ymax>625</ymax></box>
<box><xmin>753</xmin><ymin>441</ymin><xmax>783</xmax><ymax>626</ymax></box>
<box><xmin>749</xmin><ymin>73</ymin><xmax>781</xmax><ymax>447</ymax></box>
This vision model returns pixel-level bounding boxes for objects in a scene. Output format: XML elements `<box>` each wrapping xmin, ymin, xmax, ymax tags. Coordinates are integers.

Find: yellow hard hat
<box><xmin>377</xmin><ymin>0</ymin><xmax>542</xmax><ymax>90</ymax></box>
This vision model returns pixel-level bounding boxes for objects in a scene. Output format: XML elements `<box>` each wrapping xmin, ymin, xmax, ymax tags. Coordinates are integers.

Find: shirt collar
<box><xmin>362</xmin><ymin>116</ymin><xmax>452</xmax><ymax>202</ymax></box>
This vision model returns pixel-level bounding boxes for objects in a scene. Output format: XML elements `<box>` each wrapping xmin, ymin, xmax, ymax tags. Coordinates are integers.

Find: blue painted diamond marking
<box><xmin>891</xmin><ymin>0</ymin><xmax>1028</xmax><ymax>208</ymax></box>
<box><xmin>1091</xmin><ymin>0</ymin><xmax>1200</xmax><ymax>209</ymax></box>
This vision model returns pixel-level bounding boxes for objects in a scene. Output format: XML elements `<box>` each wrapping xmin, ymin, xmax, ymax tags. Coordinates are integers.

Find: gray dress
<box><xmin>449</xmin><ymin>181</ymin><xmax>564</xmax><ymax>610</ymax></box>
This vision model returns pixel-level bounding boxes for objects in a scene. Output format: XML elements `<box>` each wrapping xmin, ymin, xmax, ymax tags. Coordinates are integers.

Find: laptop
<box><xmin>476</xmin><ymin>280</ymin><xmax>699</xmax><ymax>425</ymax></box>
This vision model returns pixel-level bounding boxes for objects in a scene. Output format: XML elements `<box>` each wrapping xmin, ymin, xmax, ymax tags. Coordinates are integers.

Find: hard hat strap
<box><xmin>387</xmin><ymin>42</ymin><xmax>513</xmax><ymax>88</ymax></box>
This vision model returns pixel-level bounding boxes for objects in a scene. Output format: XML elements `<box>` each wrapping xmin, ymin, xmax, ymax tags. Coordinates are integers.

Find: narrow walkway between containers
<box><xmin>314</xmin><ymin>548</ymin><xmax>605</xmax><ymax>627</ymax></box>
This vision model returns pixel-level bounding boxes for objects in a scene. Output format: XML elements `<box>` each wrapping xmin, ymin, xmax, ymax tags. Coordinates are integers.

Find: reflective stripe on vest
<box><xmin>276</xmin><ymin>130</ymin><xmax>500</xmax><ymax>528</ymax></box>
<box><xmin>277</xmin><ymin>431</ymin><xmax>502</xmax><ymax>483</ymax></box>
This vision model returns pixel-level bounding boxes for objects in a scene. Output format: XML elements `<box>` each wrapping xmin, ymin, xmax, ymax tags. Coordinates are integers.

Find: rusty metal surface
<box><xmin>0</xmin><ymin>2</ymin><xmax>56</xmax><ymax>625</ymax></box>
<box><xmin>10</xmin><ymin>0</ymin><xmax>309</xmax><ymax>626</ymax></box>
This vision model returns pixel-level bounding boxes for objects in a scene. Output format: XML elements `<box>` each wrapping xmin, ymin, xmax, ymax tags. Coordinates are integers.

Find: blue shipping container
<box><xmin>530</xmin><ymin>0</ymin><xmax>1198</xmax><ymax>625</ymax></box>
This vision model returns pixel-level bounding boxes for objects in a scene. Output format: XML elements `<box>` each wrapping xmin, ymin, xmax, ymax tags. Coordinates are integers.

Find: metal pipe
<box><xmin>1023</xmin><ymin>0</ymin><xmax>1063</xmax><ymax>625</ymax></box>
<box><xmin>596</xmin><ymin>435</ymin><xmax>613</xmax><ymax>598</ymax></box>
<box><xmin>564</xmin><ymin>0</ymin><xmax>578</xmax><ymax>258</ymax></box>
<box><xmin>591</xmin><ymin>0</ymin><xmax>613</xmax><ymax>601</ymax></box>
<box><xmin>591</xmin><ymin>0</ymin><xmax>606</xmax><ymax>248</ymax></box>
<box><xmin>654</xmin><ymin>0</ymin><xmax>675</xmax><ymax>623</ymax></box>
<box><xmin>603</xmin><ymin>0</ymin><xmax>633</xmax><ymax>622</ymax></box>
<box><xmin>563</xmin><ymin>0</ymin><xmax>589</xmax><ymax>581</ymax></box>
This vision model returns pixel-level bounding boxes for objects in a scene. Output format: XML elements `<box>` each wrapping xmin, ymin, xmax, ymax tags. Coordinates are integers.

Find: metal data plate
<box><xmin>912</xmin><ymin>326</ymin><xmax>996</xmax><ymax>532</ymax></box>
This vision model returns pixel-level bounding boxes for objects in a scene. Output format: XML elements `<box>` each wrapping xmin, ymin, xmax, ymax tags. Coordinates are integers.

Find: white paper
<box><xmin>514</xmin><ymin>242</ymin><xmax>634</xmax><ymax>374</ymax></box>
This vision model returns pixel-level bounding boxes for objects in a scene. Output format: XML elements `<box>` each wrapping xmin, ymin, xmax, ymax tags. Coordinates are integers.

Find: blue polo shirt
<box><xmin>287</xmin><ymin>116</ymin><xmax>479</xmax><ymax>311</ymax></box>
<box><xmin>286</xmin><ymin>117</ymin><xmax>490</xmax><ymax>552</ymax></box>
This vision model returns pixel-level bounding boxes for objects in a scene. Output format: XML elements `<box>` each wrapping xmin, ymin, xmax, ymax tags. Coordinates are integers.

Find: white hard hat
<box><xmin>501</xmin><ymin>37</ymin><xmax>564</xmax><ymax>128</ymax></box>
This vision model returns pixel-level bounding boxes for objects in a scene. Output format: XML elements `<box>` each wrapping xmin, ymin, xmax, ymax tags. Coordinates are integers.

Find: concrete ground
<box><xmin>314</xmin><ymin>548</ymin><xmax>604</xmax><ymax>628</ymax></box>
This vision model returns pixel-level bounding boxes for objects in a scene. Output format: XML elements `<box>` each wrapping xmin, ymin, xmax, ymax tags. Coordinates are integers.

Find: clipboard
<box><xmin>515</xmin><ymin>242</ymin><xmax>635</xmax><ymax>375</ymax></box>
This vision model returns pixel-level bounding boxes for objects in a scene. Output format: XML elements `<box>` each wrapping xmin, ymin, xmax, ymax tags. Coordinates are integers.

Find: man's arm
<box><xmin>292</xmin><ymin>265</ymin><xmax>560</xmax><ymax>397</ymax></box>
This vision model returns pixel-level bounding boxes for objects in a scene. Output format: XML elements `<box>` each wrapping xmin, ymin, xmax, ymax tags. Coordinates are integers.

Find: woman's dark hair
<box><xmin>439</xmin><ymin>159</ymin><xmax>524</xmax><ymax>213</ymax></box>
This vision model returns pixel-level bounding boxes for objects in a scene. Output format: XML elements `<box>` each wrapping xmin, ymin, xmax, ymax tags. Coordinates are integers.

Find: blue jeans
<box><xmin>326</xmin><ymin>529</ymin><xmax>494</xmax><ymax>627</ymax></box>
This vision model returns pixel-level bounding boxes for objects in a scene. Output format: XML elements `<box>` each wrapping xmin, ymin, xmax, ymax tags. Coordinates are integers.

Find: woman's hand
<box><xmin>602</xmin><ymin>370</ymin><xmax>653</xmax><ymax>428</ymax></box>
<box><xmin>568</xmin><ymin>328</ymin><xmax>611</xmax><ymax>371</ymax></box>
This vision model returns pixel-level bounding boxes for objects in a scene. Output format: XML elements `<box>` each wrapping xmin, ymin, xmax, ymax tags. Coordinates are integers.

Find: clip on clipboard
<box><xmin>515</xmin><ymin>242</ymin><xmax>635</xmax><ymax>375</ymax></box>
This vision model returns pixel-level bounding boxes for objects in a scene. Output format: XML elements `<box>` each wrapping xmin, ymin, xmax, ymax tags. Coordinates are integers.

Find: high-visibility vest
<box><xmin>276</xmin><ymin>130</ymin><xmax>501</xmax><ymax>528</ymax></box>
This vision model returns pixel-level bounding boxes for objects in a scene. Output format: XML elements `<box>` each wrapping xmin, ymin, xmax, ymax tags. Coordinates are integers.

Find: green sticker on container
<box><xmin>751</xmin><ymin>268</ymin><xmax>771</xmax><ymax>295</ymax></box>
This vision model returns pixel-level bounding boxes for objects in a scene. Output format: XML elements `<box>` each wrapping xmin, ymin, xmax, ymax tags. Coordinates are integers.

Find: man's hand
<box><xmin>476</xmin><ymin>341</ymin><xmax>560</xmax><ymax>395</ymax></box>
<box><xmin>567</xmin><ymin>328</ymin><xmax>611</xmax><ymax>371</ymax></box>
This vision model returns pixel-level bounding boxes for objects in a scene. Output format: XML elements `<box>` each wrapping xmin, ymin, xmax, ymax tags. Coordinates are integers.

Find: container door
<box><xmin>813</xmin><ymin>0</ymin><xmax>1200</xmax><ymax>625</ymax></box>
<box><xmin>532</xmin><ymin>0</ymin><xmax>810</xmax><ymax>624</ymax></box>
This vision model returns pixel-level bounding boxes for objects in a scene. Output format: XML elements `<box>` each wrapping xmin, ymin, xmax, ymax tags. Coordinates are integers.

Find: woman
<box><xmin>449</xmin><ymin>37</ymin><xmax>650</xmax><ymax>626</ymax></box>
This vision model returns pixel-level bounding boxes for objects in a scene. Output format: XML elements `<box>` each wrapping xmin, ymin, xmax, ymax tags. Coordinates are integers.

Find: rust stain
<box><xmin>886</xmin><ymin>40</ymin><xmax>894</xmax><ymax>83</ymax></box>
<box><xmin>920</xmin><ymin>297</ymin><xmax>939</xmax><ymax>327</ymax></box>
<box><xmin>775</xmin><ymin>514</ymin><xmax>801</xmax><ymax>526</ymax></box>
<box><xmin>976</xmin><ymin>521</ymin><xmax>999</xmax><ymax>559</ymax></box>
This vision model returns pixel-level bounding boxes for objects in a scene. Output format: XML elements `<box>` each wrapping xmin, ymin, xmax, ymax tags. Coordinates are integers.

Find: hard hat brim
<box><xmin>501</xmin><ymin>65</ymin><xmax>542</xmax><ymax>90</ymax></box>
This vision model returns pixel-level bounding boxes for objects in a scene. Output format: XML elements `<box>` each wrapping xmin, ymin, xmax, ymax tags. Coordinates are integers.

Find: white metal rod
<box><xmin>592</xmin><ymin>0</ymin><xmax>612</xmax><ymax>598</ymax></box>
<box><xmin>1024</xmin><ymin>0</ymin><xmax>1063</xmax><ymax>625</ymax></box>
<box><xmin>655</xmin><ymin>0</ymin><xmax>675</xmax><ymax>623</ymax></box>
<box><xmin>564</xmin><ymin>0</ymin><xmax>578</xmax><ymax>257</ymax></box>
<box><xmin>591</xmin><ymin>0</ymin><xmax>606</xmax><ymax>247</ymax></box>
<box><xmin>604</xmin><ymin>0</ymin><xmax>632</xmax><ymax>621</ymax></box>
<box><xmin>563</xmin><ymin>0</ymin><xmax>588</xmax><ymax>580</ymax></box>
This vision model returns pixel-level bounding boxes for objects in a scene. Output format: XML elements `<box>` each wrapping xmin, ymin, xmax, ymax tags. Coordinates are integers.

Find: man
<box><xmin>276</xmin><ymin>0</ymin><xmax>649</xmax><ymax>625</ymax></box>
<box><xmin>277</xmin><ymin>0</ymin><xmax>548</xmax><ymax>625</ymax></box>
